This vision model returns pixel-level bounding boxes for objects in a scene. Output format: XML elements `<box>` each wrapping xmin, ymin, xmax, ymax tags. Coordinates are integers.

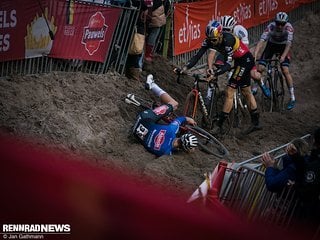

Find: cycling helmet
<box><xmin>275</xmin><ymin>12</ymin><xmax>289</xmax><ymax>23</ymax></box>
<box><xmin>205</xmin><ymin>20</ymin><xmax>222</xmax><ymax>39</ymax></box>
<box><xmin>180</xmin><ymin>133</ymin><xmax>198</xmax><ymax>151</ymax></box>
<box><xmin>220</xmin><ymin>15</ymin><xmax>236</xmax><ymax>31</ymax></box>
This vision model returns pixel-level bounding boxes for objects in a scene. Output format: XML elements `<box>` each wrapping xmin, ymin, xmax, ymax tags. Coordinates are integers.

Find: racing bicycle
<box><xmin>229</xmin><ymin>85</ymin><xmax>250</xmax><ymax>130</ymax></box>
<box><xmin>259</xmin><ymin>56</ymin><xmax>285</xmax><ymax>112</ymax></box>
<box><xmin>125</xmin><ymin>93</ymin><xmax>229</xmax><ymax>158</ymax></box>
<box><xmin>178</xmin><ymin>71</ymin><xmax>250</xmax><ymax>136</ymax></box>
<box><xmin>178</xmin><ymin>73</ymin><xmax>224</xmax><ymax>131</ymax></box>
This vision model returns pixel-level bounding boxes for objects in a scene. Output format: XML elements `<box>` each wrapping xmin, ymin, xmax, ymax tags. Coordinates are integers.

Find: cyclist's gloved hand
<box><xmin>206</xmin><ymin>68</ymin><xmax>214</xmax><ymax>76</ymax></box>
<box><xmin>174</xmin><ymin>66</ymin><xmax>187</xmax><ymax>75</ymax></box>
<box><xmin>174</xmin><ymin>67</ymin><xmax>182</xmax><ymax>74</ymax></box>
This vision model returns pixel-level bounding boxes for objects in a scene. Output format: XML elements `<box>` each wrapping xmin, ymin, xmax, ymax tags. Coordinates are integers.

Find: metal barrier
<box><xmin>219</xmin><ymin>134</ymin><xmax>312</xmax><ymax>229</ymax></box>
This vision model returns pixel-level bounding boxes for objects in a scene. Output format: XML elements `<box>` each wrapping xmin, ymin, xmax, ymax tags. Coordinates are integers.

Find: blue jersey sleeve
<box><xmin>172</xmin><ymin>116</ymin><xmax>187</xmax><ymax>127</ymax></box>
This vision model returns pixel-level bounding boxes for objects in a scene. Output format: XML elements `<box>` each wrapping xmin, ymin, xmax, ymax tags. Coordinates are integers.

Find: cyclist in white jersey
<box><xmin>254</xmin><ymin>12</ymin><xmax>296</xmax><ymax>110</ymax></box>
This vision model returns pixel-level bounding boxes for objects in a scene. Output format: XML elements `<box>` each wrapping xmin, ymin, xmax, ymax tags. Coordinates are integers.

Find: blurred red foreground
<box><xmin>0</xmin><ymin>133</ymin><xmax>305</xmax><ymax>240</ymax></box>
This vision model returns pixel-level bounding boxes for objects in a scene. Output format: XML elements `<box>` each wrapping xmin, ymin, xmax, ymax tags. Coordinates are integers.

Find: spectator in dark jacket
<box><xmin>261</xmin><ymin>138</ymin><xmax>309</xmax><ymax>193</ymax></box>
<box><xmin>295</xmin><ymin>128</ymin><xmax>320</xmax><ymax>233</ymax></box>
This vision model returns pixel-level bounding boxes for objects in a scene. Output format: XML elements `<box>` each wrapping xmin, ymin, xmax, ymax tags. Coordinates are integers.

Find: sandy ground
<box><xmin>0</xmin><ymin>13</ymin><xmax>319</xmax><ymax>197</ymax></box>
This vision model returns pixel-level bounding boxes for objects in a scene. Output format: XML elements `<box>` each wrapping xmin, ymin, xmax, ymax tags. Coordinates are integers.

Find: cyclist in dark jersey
<box><xmin>132</xmin><ymin>74</ymin><xmax>198</xmax><ymax>157</ymax></box>
<box><xmin>176</xmin><ymin>20</ymin><xmax>262</xmax><ymax>134</ymax></box>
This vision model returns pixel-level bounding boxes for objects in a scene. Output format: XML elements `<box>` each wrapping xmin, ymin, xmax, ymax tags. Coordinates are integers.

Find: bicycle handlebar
<box><xmin>258</xmin><ymin>58</ymin><xmax>280</xmax><ymax>63</ymax></box>
<box><xmin>192</xmin><ymin>73</ymin><xmax>217</xmax><ymax>84</ymax></box>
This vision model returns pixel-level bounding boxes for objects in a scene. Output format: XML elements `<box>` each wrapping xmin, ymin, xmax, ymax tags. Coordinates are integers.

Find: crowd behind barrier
<box><xmin>0</xmin><ymin>0</ymin><xmax>319</xmax><ymax>77</ymax></box>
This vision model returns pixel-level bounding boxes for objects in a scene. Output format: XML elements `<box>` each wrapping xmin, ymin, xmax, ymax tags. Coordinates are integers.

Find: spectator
<box><xmin>144</xmin><ymin>0</ymin><xmax>167</xmax><ymax>62</ymax></box>
<box><xmin>132</xmin><ymin>74</ymin><xmax>198</xmax><ymax>157</ymax></box>
<box><xmin>254</xmin><ymin>12</ymin><xmax>296</xmax><ymax>110</ymax></box>
<box><xmin>125</xmin><ymin>0</ymin><xmax>149</xmax><ymax>81</ymax></box>
<box><xmin>295</xmin><ymin>127</ymin><xmax>320</xmax><ymax>231</ymax></box>
<box><xmin>261</xmin><ymin>138</ymin><xmax>309</xmax><ymax>193</ymax></box>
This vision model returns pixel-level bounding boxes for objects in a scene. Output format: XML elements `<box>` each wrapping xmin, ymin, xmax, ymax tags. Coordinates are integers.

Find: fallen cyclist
<box><xmin>132</xmin><ymin>74</ymin><xmax>198</xmax><ymax>157</ymax></box>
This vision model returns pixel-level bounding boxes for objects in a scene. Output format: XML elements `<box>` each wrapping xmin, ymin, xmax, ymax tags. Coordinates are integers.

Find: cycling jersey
<box><xmin>233</xmin><ymin>25</ymin><xmax>249</xmax><ymax>45</ymax></box>
<box><xmin>260</xmin><ymin>22</ymin><xmax>294</xmax><ymax>44</ymax></box>
<box><xmin>259</xmin><ymin>22</ymin><xmax>294</xmax><ymax>67</ymax></box>
<box><xmin>186</xmin><ymin>32</ymin><xmax>250</xmax><ymax>76</ymax></box>
<box><xmin>132</xmin><ymin>104</ymin><xmax>187</xmax><ymax>156</ymax></box>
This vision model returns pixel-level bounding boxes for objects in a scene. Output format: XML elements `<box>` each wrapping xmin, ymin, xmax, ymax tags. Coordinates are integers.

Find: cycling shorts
<box><xmin>138</xmin><ymin>104</ymin><xmax>173</xmax><ymax>123</ymax></box>
<box><xmin>227</xmin><ymin>52</ymin><xmax>255</xmax><ymax>89</ymax></box>
<box><xmin>259</xmin><ymin>42</ymin><xmax>290</xmax><ymax>67</ymax></box>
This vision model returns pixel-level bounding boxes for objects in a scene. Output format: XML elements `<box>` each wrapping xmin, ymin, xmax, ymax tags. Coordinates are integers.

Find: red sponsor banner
<box><xmin>173</xmin><ymin>0</ymin><xmax>216</xmax><ymax>56</ymax></box>
<box><xmin>49</xmin><ymin>0</ymin><xmax>121</xmax><ymax>62</ymax></box>
<box><xmin>253</xmin><ymin>0</ymin><xmax>299</xmax><ymax>25</ymax></box>
<box><xmin>217</xmin><ymin>0</ymin><xmax>255</xmax><ymax>29</ymax></box>
<box><xmin>173</xmin><ymin>0</ymin><xmax>313</xmax><ymax>56</ymax></box>
<box><xmin>0</xmin><ymin>0</ymin><xmax>121</xmax><ymax>63</ymax></box>
<box><xmin>0</xmin><ymin>0</ymin><xmax>39</xmax><ymax>61</ymax></box>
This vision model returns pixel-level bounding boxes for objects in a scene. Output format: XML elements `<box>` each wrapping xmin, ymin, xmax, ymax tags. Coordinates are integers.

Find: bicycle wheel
<box><xmin>187</xmin><ymin>125</ymin><xmax>229</xmax><ymax>158</ymax></box>
<box><xmin>184</xmin><ymin>91</ymin><xmax>206</xmax><ymax>128</ymax></box>
<box><xmin>207</xmin><ymin>87</ymin><xmax>223</xmax><ymax>129</ymax></box>
<box><xmin>273</xmin><ymin>70</ymin><xmax>285</xmax><ymax>112</ymax></box>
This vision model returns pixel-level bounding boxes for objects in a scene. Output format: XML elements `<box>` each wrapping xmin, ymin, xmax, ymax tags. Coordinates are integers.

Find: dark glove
<box><xmin>174</xmin><ymin>66</ymin><xmax>187</xmax><ymax>75</ymax></box>
<box><xmin>174</xmin><ymin>67</ymin><xmax>182</xmax><ymax>74</ymax></box>
<box><xmin>206</xmin><ymin>68</ymin><xmax>214</xmax><ymax>76</ymax></box>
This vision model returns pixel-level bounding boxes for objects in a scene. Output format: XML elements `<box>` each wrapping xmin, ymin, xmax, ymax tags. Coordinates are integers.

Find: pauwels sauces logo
<box><xmin>81</xmin><ymin>12</ymin><xmax>108</xmax><ymax>55</ymax></box>
<box><xmin>154</xmin><ymin>130</ymin><xmax>166</xmax><ymax>150</ymax></box>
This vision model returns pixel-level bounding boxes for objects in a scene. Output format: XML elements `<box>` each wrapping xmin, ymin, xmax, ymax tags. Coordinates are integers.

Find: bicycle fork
<box><xmin>186</xmin><ymin>89</ymin><xmax>208</xmax><ymax>119</ymax></box>
<box><xmin>233</xmin><ymin>88</ymin><xmax>248</xmax><ymax>128</ymax></box>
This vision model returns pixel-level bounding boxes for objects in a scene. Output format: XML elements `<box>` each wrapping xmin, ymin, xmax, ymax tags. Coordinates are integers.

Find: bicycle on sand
<box><xmin>177</xmin><ymin>71</ymin><xmax>250</xmax><ymax>136</ymax></box>
<box><xmin>259</xmin><ymin>55</ymin><xmax>285</xmax><ymax>113</ymax></box>
<box><xmin>125</xmin><ymin>93</ymin><xmax>229</xmax><ymax>159</ymax></box>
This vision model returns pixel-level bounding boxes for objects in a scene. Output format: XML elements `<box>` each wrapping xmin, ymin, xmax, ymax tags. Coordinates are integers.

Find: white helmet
<box><xmin>180</xmin><ymin>133</ymin><xmax>198</xmax><ymax>151</ymax></box>
<box><xmin>275</xmin><ymin>12</ymin><xmax>289</xmax><ymax>23</ymax></box>
<box><xmin>220</xmin><ymin>15</ymin><xmax>236</xmax><ymax>31</ymax></box>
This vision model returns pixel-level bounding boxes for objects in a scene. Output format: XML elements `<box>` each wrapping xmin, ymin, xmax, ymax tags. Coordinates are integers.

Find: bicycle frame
<box><xmin>184</xmin><ymin>77</ymin><xmax>208</xmax><ymax>119</ymax></box>
<box><xmin>183</xmin><ymin>74</ymin><xmax>221</xmax><ymax>130</ymax></box>
<box><xmin>261</xmin><ymin>57</ymin><xmax>285</xmax><ymax>112</ymax></box>
<box><xmin>231</xmin><ymin>86</ymin><xmax>249</xmax><ymax>128</ymax></box>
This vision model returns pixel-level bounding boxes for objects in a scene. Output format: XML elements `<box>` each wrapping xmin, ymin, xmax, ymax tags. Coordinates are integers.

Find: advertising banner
<box><xmin>173</xmin><ymin>0</ymin><xmax>216</xmax><ymax>56</ymax></box>
<box><xmin>0</xmin><ymin>0</ymin><xmax>121</xmax><ymax>62</ymax></box>
<box><xmin>173</xmin><ymin>0</ymin><xmax>312</xmax><ymax>56</ymax></box>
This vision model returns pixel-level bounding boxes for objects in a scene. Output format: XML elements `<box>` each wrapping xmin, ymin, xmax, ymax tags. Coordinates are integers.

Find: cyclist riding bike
<box><xmin>132</xmin><ymin>74</ymin><xmax>198</xmax><ymax>157</ymax></box>
<box><xmin>254</xmin><ymin>12</ymin><xmax>296</xmax><ymax>110</ymax></box>
<box><xmin>219</xmin><ymin>15</ymin><xmax>270</xmax><ymax>97</ymax></box>
<box><xmin>204</xmin><ymin>20</ymin><xmax>262</xmax><ymax>134</ymax></box>
<box><xmin>175</xmin><ymin>20</ymin><xmax>262</xmax><ymax>134</ymax></box>
<box><xmin>220</xmin><ymin>15</ymin><xmax>249</xmax><ymax>46</ymax></box>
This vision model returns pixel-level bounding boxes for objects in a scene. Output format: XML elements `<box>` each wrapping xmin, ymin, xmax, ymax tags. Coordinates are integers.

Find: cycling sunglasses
<box><xmin>208</xmin><ymin>37</ymin><xmax>219</xmax><ymax>44</ymax></box>
<box><xmin>275</xmin><ymin>21</ymin><xmax>286</xmax><ymax>26</ymax></box>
